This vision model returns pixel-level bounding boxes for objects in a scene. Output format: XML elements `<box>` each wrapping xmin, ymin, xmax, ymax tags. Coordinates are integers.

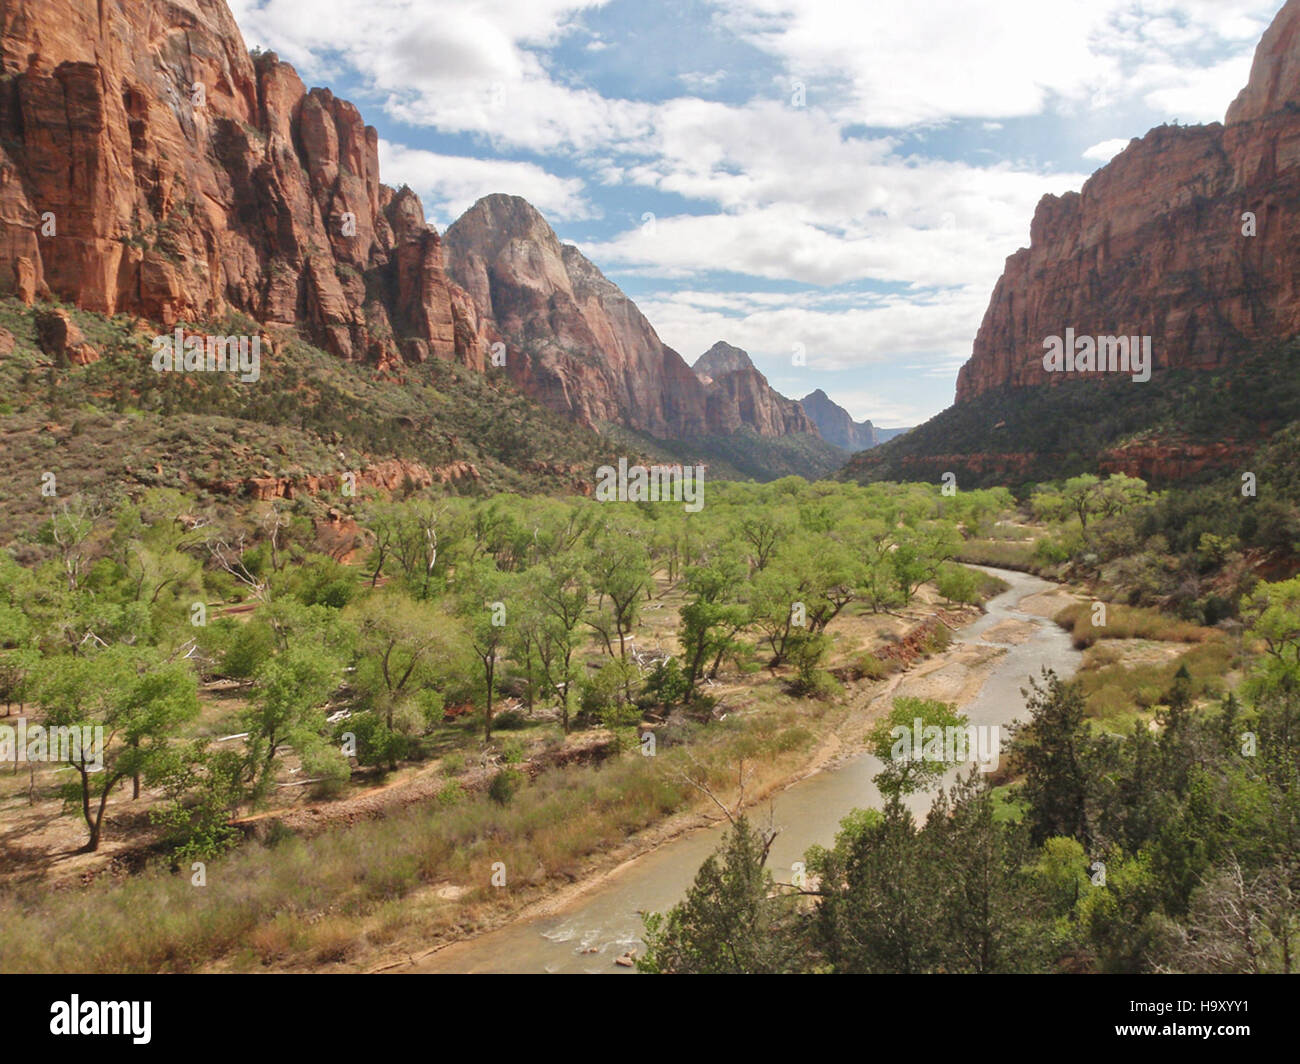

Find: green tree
<box><xmin>243</xmin><ymin>644</ymin><xmax>343</xmax><ymax>794</ymax></box>
<box><xmin>1010</xmin><ymin>670</ymin><xmax>1094</xmax><ymax>847</ymax></box>
<box><xmin>37</xmin><ymin>648</ymin><xmax>200</xmax><ymax>851</ymax></box>
<box><xmin>640</xmin><ymin>816</ymin><xmax>798</xmax><ymax>973</ymax></box>
<box><xmin>347</xmin><ymin>590</ymin><xmax>461</xmax><ymax>769</ymax></box>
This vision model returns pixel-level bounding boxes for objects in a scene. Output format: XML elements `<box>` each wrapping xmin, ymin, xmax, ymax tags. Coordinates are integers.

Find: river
<box><xmin>414</xmin><ymin>566</ymin><xmax>1080</xmax><ymax>974</ymax></box>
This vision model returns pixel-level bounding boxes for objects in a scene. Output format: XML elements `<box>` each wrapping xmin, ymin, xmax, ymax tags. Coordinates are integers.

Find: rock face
<box><xmin>0</xmin><ymin>0</ymin><xmax>486</xmax><ymax>372</ymax></box>
<box><xmin>955</xmin><ymin>0</ymin><xmax>1300</xmax><ymax>404</ymax></box>
<box><xmin>694</xmin><ymin>340</ymin><xmax>755</xmax><ymax>379</ymax></box>
<box><xmin>34</xmin><ymin>308</ymin><xmax>98</xmax><ymax>365</ymax></box>
<box><xmin>691</xmin><ymin>341</ymin><xmax>818</xmax><ymax>437</ymax></box>
<box><xmin>443</xmin><ymin>193</ymin><xmax>711</xmax><ymax>437</ymax></box>
<box><xmin>800</xmin><ymin>388</ymin><xmax>878</xmax><ymax>451</ymax></box>
<box><xmin>1097</xmin><ymin>439</ymin><xmax>1256</xmax><ymax>482</ymax></box>
<box><xmin>0</xmin><ymin>0</ymin><xmax>834</xmax><ymax>452</ymax></box>
<box><xmin>444</xmin><ymin>196</ymin><xmax>816</xmax><ymax>440</ymax></box>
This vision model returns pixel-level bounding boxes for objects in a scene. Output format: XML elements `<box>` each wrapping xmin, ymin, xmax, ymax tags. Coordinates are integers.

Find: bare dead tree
<box><xmin>48</xmin><ymin>496</ymin><xmax>102</xmax><ymax>591</ymax></box>
<box><xmin>673</xmin><ymin>755</ymin><xmax>779</xmax><ymax>864</ymax></box>
<box><xmin>206</xmin><ymin>531</ymin><xmax>270</xmax><ymax>603</ymax></box>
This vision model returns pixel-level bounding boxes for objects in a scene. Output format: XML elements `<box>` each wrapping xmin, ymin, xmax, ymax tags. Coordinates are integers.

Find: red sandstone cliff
<box><xmin>955</xmin><ymin>0</ymin><xmax>1300</xmax><ymax>403</ymax></box>
<box><xmin>0</xmin><ymin>0</ymin><xmax>489</xmax><ymax>373</ymax></box>
<box><xmin>692</xmin><ymin>341</ymin><xmax>817</xmax><ymax>437</ymax></box>
<box><xmin>0</xmin><ymin>0</ymin><xmax>832</xmax><ymax>449</ymax></box>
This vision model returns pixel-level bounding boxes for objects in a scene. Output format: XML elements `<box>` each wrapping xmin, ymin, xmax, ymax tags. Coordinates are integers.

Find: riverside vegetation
<box><xmin>0</xmin><ymin>475</ymin><xmax>1011</xmax><ymax>971</ymax></box>
<box><xmin>2</xmin><ymin>283</ymin><xmax>1297</xmax><ymax>973</ymax></box>
<box><xmin>642</xmin><ymin>477</ymin><xmax>1300</xmax><ymax>974</ymax></box>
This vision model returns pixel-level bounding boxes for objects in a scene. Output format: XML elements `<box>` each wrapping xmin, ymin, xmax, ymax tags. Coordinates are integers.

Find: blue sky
<box><xmin>228</xmin><ymin>0</ymin><xmax>1284</xmax><ymax>428</ymax></box>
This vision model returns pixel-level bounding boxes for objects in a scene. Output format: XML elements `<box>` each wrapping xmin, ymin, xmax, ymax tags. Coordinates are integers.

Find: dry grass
<box><xmin>1054</xmin><ymin>602</ymin><xmax>1211</xmax><ymax>649</ymax></box>
<box><xmin>0</xmin><ymin>696</ymin><xmax>827</xmax><ymax>973</ymax></box>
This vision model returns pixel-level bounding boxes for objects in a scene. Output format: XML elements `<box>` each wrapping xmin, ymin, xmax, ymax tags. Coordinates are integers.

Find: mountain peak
<box><xmin>693</xmin><ymin>341</ymin><xmax>755</xmax><ymax>378</ymax></box>
<box><xmin>799</xmin><ymin>390</ymin><xmax>878</xmax><ymax>452</ymax></box>
<box><xmin>446</xmin><ymin>194</ymin><xmax>559</xmax><ymax>249</ymax></box>
<box><xmin>1227</xmin><ymin>0</ymin><xmax>1300</xmax><ymax>125</ymax></box>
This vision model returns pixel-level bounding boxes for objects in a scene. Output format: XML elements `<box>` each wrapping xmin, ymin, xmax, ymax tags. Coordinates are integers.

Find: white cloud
<box><xmin>637</xmin><ymin>284</ymin><xmax>988</xmax><ymax>376</ymax></box>
<box><xmin>678</xmin><ymin>70</ymin><xmax>728</xmax><ymax>92</ymax></box>
<box><xmin>376</xmin><ymin>141</ymin><xmax>594</xmax><ymax>224</ymax></box>
<box><xmin>1082</xmin><ymin>137</ymin><xmax>1132</xmax><ymax>163</ymax></box>
<box><xmin>1139</xmin><ymin>54</ymin><xmax>1258</xmax><ymax>122</ymax></box>
<box><xmin>228</xmin><ymin>0</ymin><xmax>649</xmax><ymax>154</ymax></box>
<box><xmin>710</xmin><ymin>0</ymin><xmax>1279</xmax><ymax>128</ymax></box>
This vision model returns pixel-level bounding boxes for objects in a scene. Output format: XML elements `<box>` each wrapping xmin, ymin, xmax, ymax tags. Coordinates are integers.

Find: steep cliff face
<box><xmin>955</xmin><ymin>0</ymin><xmax>1300</xmax><ymax>403</ymax></box>
<box><xmin>692</xmin><ymin>341</ymin><xmax>818</xmax><ymax>437</ymax></box>
<box><xmin>0</xmin><ymin>0</ymin><xmax>485</xmax><ymax>371</ymax></box>
<box><xmin>443</xmin><ymin>193</ymin><xmax>713</xmax><ymax>438</ymax></box>
<box><xmin>799</xmin><ymin>388</ymin><xmax>878</xmax><ymax>451</ymax></box>
<box><xmin>0</xmin><ymin>0</ymin><xmax>837</xmax><ymax>460</ymax></box>
<box><xmin>445</xmin><ymin>196</ymin><xmax>818</xmax><ymax>441</ymax></box>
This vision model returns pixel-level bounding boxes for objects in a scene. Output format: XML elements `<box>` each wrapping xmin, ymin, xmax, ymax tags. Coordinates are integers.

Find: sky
<box><xmin>227</xmin><ymin>0</ymin><xmax>1285</xmax><ymax>429</ymax></box>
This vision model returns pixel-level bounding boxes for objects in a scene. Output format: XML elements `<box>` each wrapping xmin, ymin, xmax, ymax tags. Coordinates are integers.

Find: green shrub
<box><xmin>936</xmin><ymin>562</ymin><xmax>980</xmax><ymax>605</ymax></box>
<box><xmin>488</xmin><ymin>767</ymin><xmax>524</xmax><ymax>805</ymax></box>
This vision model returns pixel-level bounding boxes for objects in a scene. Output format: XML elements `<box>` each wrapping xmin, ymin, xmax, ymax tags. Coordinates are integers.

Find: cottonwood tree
<box><xmin>347</xmin><ymin>590</ymin><xmax>463</xmax><ymax>769</ymax></box>
<box><xmin>37</xmin><ymin>648</ymin><xmax>200</xmax><ymax>851</ymax></box>
<box><xmin>457</xmin><ymin>564</ymin><xmax>515</xmax><ymax>742</ymax></box>
<box><xmin>526</xmin><ymin>558</ymin><xmax>590</xmax><ymax>733</ymax></box>
<box><xmin>586</xmin><ymin>526</ymin><xmax>651</xmax><ymax>661</ymax></box>
<box><xmin>678</xmin><ymin>552</ymin><xmax>749</xmax><ymax>695</ymax></box>
<box><xmin>242</xmin><ymin>644</ymin><xmax>343</xmax><ymax>794</ymax></box>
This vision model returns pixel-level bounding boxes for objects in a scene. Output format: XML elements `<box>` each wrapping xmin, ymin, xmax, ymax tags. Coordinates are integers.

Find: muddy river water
<box><xmin>415</xmin><ymin>566</ymin><xmax>1081</xmax><ymax>974</ymax></box>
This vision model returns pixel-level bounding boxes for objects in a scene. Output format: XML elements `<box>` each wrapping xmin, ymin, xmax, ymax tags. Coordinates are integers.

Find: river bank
<box><xmin>384</xmin><ymin>566</ymin><xmax>1082</xmax><ymax>974</ymax></box>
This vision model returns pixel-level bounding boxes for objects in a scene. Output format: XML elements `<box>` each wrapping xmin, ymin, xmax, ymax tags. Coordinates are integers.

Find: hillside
<box><xmin>857</xmin><ymin>0</ymin><xmax>1300</xmax><ymax>483</ymax></box>
<box><xmin>843</xmin><ymin>336</ymin><xmax>1300</xmax><ymax>488</ymax></box>
<box><xmin>0</xmin><ymin>297</ymin><xmax>631</xmax><ymax>542</ymax></box>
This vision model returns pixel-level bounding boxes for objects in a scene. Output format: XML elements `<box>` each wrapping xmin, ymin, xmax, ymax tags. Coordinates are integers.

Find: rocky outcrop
<box><xmin>1097</xmin><ymin>438</ymin><xmax>1255</xmax><ymax>481</ymax></box>
<box><xmin>0</xmin><ymin>0</ymin><xmax>483</xmax><ymax>372</ymax></box>
<box><xmin>955</xmin><ymin>0</ymin><xmax>1300</xmax><ymax>403</ymax></box>
<box><xmin>202</xmin><ymin>458</ymin><xmax>478</xmax><ymax>502</ymax></box>
<box><xmin>799</xmin><ymin>388</ymin><xmax>878</xmax><ymax>451</ymax></box>
<box><xmin>443</xmin><ymin>194</ymin><xmax>714</xmax><ymax>438</ymax></box>
<box><xmin>692</xmin><ymin>342</ymin><xmax>818</xmax><ymax>437</ymax></box>
<box><xmin>34</xmin><ymin>308</ymin><xmax>98</xmax><ymax>365</ymax></box>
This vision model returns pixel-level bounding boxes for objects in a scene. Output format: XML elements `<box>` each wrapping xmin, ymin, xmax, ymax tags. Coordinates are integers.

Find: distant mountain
<box><xmin>849</xmin><ymin>0</ymin><xmax>1300</xmax><ymax>487</ymax></box>
<box><xmin>875</xmin><ymin>426</ymin><xmax>912</xmax><ymax>444</ymax></box>
<box><xmin>690</xmin><ymin>341</ymin><xmax>819</xmax><ymax>437</ymax></box>
<box><xmin>800</xmin><ymin>389</ymin><xmax>878</xmax><ymax>450</ymax></box>
<box><xmin>799</xmin><ymin>389</ymin><xmax>912</xmax><ymax>452</ymax></box>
